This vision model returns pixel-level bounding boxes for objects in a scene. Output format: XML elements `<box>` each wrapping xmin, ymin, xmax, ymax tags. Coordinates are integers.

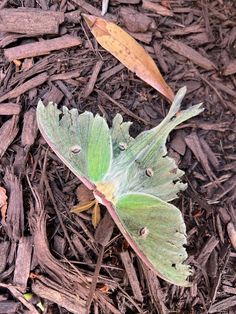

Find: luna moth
<box><xmin>36</xmin><ymin>87</ymin><xmax>203</xmax><ymax>287</ymax></box>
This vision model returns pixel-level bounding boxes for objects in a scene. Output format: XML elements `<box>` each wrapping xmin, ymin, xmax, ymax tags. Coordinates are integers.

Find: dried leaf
<box><xmin>92</xmin><ymin>201</ymin><xmax>101</xmax><ymax>228</ymax></box>
<box><xmin>76</xmin><ymin>184</ymin><xmax>94</xmax><ymax>203</ymax></box>
<box><xmin>71</xmin><ymin>200</ymin><xmax>95</xmax><ymax>214</ymax></box>
<box><xmin>83</xmin><ymin>14</ymin><xmax>174</xmax><ymax>102</ymax></box>
<box><xmin>0</xmin><ymin>187</ymin><xmax>7</xmax><ymax>224</ymax></box>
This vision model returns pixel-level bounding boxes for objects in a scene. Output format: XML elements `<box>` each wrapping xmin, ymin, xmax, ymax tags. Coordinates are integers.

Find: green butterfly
<box><xmin>36</xmin><ymin>87</ymin><xmax>203</xmax><ymax>286</ymax></box>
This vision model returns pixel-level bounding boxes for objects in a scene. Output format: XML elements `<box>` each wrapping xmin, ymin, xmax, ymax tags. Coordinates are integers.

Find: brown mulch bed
<box><xmin>0</xmin><ymin>0</ymin><xmax>236</xmax><ymax>313</ymax></box>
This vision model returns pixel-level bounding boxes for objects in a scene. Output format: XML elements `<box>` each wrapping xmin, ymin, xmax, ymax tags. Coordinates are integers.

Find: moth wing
<box><xmin>113</xmin><ymin>192</ymin><xmax>191</xmax><ymax>287</ymax></box>
<box><xmin>110</xmin><ymin>113</ymin><xmax>134</xmax><ymax>158</ymax></box>
<box><xmin>36</xmin><ymin>101</ymin><xmax>112</xmax><ymax>183</ymax></box>
<box><xmin>110</xmin><ymin>87</ymin><xmax>204</xmax><ymax>201</ymax></box>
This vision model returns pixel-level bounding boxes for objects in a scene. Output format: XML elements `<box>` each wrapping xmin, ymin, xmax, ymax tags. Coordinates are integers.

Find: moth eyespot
<box><xmin>145</xmin><ymin>168</ymin><xmax>154</xmax><ymax>177</ymax></box>
<box><xmin>119</xmin><ymin>142</ymin><xmax>128</xmax><ymax>151</ymax></box>
<box><xmin>139</xmin><ymin>227</ymin><xmax>149</xmax><ymax>239</ymax></box>
<box><xmin>70</xmin><ymin>145</ymin><xmax>81</xmax><ymax>154</ymax></box>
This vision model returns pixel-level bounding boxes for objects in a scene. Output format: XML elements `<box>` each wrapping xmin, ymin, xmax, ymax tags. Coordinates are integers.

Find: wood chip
<box><xmin>163</xmin><ymin>39</ymin><xmax>217</xmax><ymax>70</ymax></box>
<box><xmin>99</xmin><ymin>64</ymin><xmax>125</xmax><ymax>83</ymax></box>
<box><xmin>0</xmin><ymin>116</ymin><xmax>19</xmax><ymax>158</ymax></box>
<box><xmin>4</xmin><ymin>35</ymin><xmax>81</xmax><ymax>61</ymax></box>
<box><xmin>166</xmin><ymin>24</ymin><xmax>205</xmax><ymax>36</ymax></box>
<box><xmin>13</xmin><ymin>237</ymin><xmax>33</xmax><ymax>292</ymax></box>
<box><xmin>0</xmin><ymin>103</ymin><xmax>21</xmax><ymax>115</ymax></box>
<box><xmin>50</xmin><ymin>69</ymin><xmax>81</xmax><ymax>81</ymax></box>
<box><xmin>199</xmin><ymin>137</ymin><xmax>219</xmax><ymax>170</ymax></box>
<box><xmin>21</xmin><ymin>108</ymin><xmax>38</xmax><ymax>147</ymax></box>
<box><xmin>223</xmin><ymin>60</ymin><xmax>236</xmax><ymax>76</ymax></box>
<box><xmin>143</xmin><ymin>267</ymin><xmax>168</xmax><ymax>314</ymax></box>
<box><xmin>3</xmin><ymin>168</ymin><xmax>24</xmax><ymax>241</ymax></box>
<box><xmin>72</xmin><ymin>235</ymin><xmax>92</xmax><ymax>263</ymax></box>
<box><xmin>0</xmin><ymin>72</ymin><xmax>48</xmax><ymax>103</ymax></box>
<box><xmin>120</xmin><ymin>251</ymin><xmax>143</xmax><ymax>302</ymax></box>
<box><xmin>72</xmin><ymin>0</ymin><xmax>116</xmax><ymax>21</ymax></box>
<box><xmin>0</xmin><ymin>301</ymin><xmax>19</xmax><ymax>313</ymax></box>
<box><xmin>0</xmin><ymin>242</ymin><xmax>10</xmax><ymax>273</ymax></box>
<box><xmin>119</xmin><ymin>7</ymin><xmax>155</xmax><ymax>33</ymax></box>
<box><xmin>32</xmin><ymin>277</ymin><xmax>86</xmax><ymax>314</ymax></box>
<box><xmin>83</xmin><ymin>60</ymin><xmax>103</xmax><ymax>98</ymax></box>
<box><xmin>0</xmin><ymin>283</ymin><xmax>38</xmax><ymax>313</ymax></box>
<box><xmin>196</xmin><ymin>235</ymin><xmax>219</xmax><ymax>266</ymax></box>
<box><xmin>227</xmin><ymin>222</ymin><xmax>236</xmax><ymax>250</ymax></box>
<box><xmin>185</xmin><ymin>132</ymin><xmax>216</xmax><ymax>181</ymax></box>
<box><xmin>0</xmin><ymin>8</ymin><xmax>64</xmax><ymax>34</ymax></box>
<box><xmin>142</xmin><ymin>0</ymin><xmax>173</xmax><ymax>16</ymax></box>
<box><xmin>42</xmin><ymin>84</ymin><xmax>64</xmax><ymax>105</ymax></box>
<box><xmin>128</xmin><ymin>31</ymin><xmax>153</xmax><ymax>44</ymax></box>
<box><xmin>209</xmin><ymin>296</ymin><xmax>236</xmax><ymax>313</ymax></box>
<box><xmin>153</xmin><ymin>41</ymin><xmax>169</xmax><ymax>73</ymax></box>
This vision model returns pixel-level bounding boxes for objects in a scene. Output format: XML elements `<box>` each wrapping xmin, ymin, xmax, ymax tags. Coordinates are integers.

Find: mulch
<box><xmin>0</xmin><ymin>0</ymin><xmax>236</xmax><ymax>313</ymax></box>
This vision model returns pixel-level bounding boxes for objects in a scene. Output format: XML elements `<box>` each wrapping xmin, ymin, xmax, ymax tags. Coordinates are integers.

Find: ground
<box><xmin>0</xmin><ymin>0</ymin><xmax>236</xmax><ymax>313</ymax></box>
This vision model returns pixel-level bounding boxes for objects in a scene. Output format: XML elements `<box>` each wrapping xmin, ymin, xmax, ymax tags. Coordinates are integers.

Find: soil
<box><xmin>0</xmin><ymin>0</ymin><xmax>236</xmax><ymax>313</ymax></box>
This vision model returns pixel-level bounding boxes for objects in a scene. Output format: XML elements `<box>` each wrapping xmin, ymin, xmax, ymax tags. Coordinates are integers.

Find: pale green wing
<box><xmin>36</xmin><ymin>101</ymin><xmax>112</xmax><ymax>183</ymax></box>
<box><xmin>107</xmin><ymin>87</ymin><xmax>204</xmax><ymax>201</ymax></box>
<box><xmin>110</xmin><ymin>114</ymin><xmax>134</xmax><ymax>158</ymax></box>
<box><xmin>114</xmin><ymin>192</ymin><xmax>191</xmax><ymax>286</ymax></box>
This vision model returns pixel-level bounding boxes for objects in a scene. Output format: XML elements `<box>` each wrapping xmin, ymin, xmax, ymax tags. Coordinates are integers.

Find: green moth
<box><xmin>36</xmin><ymin>87</ymin><xmax>203</xmax><ymax>287</ymax></box>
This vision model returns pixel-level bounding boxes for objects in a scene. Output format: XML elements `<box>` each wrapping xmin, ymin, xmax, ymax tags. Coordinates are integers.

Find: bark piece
<box><xmin>72</xmin><ymin>235</ymin><xmax>92</xmax><ymax>263</ymax></box>
<box><xmin>0</xmin><ymin>116</ymin><xmax>19</xmax><ymax>158</ymax></box>
<box><xmin>83</xmin><ymin>60</ymin><xmax>103</xmax><ymax>98</ymax></box>
<box><xmin>167</xmin><ymin>24</ymin><xmax>205</xmax><ymax>36</ymax></box>
<box><xmin>65</xmin><ymin>10</ymin><xmax>81</xmax><ymax>23</ymax></box>
<box><xmin>42</xmin><ymin>84</ymin><xmax>64</xmax><ymax>105</ymax></box>
<box><xmin>21</xmin><ymin>108</ymin><xmax>38</xmax><ymax>147</ymax></box>
<box><xmin>223</xmin><ymin>60</ymin><xmax>236</xmax><ymax>76</ymax></box>
<box><xmin>113</xmin><ymin>0</ymin><xmax>140</xmax><ymax>3</ymax></box>
<box><xmin>72</xmin><ymin>0</ymin><xmax>116</xmax><ymax>21</ymax></box>
<box><xmin>0</xmin><ymin>103</ymin><xmax>21</xmax><ymax>115</ymax></box>
<box><xmin>0</xmin><ymin>73</ymin><xmax>48</xmax><ymax>103</ymax></box>
<box><xmin>119</xmin><ymin>7</ymin><xmax>155</xmax><ymax>33</ymax></box>
<box><xmin>185</xmin><ymin>132</ymin><xmax>216</xmax><ymax>181</ymax></box>
<box><xmin>3</xmin><ymin>168</ymin><xmax>24</xmax><ymax>241</ymax></box>
<box><xmin>163</xmin><ymin>39</ymin><xmax>217</xmax><ymax>70</ymax></box>
<box><xmin>50</xmin><ymin>69</ymin><xmax>81</xmax><ymax>81</ymax></box>
<box><xmin>153</xmin><ymin>42</ymin><xmax>169</xmax><ymax>73</ymax></box>
<box><xmin>99</xmin><ymin>64</ymin><xmax>124</xmax><ymax>83</ymax></box>
<box><xmin>142</xmin><ymin>0</ymin><xmax>173</xmax><ymax>16</ymax></box>
<box><xmin>0</xmin><ymin>8</ymin><xmax>64</xmax><ymax>34</ymax></box>
<box><xmin>0</xmin><ymin>301</ymin><xmax>19</xmax><ymax>313</ymax></box>
<box><xmin>209</xmin><ymin>296</ymin><xmax>236</xmax><ymax>313</ymax></box>
<box><xmin>227</xmin><ymin>222</ymin><xmax>236</xmax><ymax>250</ymax></box>
<box><xmin>32</xmin><ymin>277</ymin><xmax>86</xmax><ymax>314</ymax></box>
<box><xmin>13</xmin><ymin>237</ymin><xmax>33</xmax><ymax>292</ymax></box>
<box><xmin>120</xmin><ymin>251</ymin><xmax>143</xmax><ymax>302</ymax></box>
<box><xmin>128</xmin><ymin>31</ymin><xmax>153</xmax><ymax>44</ymax></box>
<box><xmin>196</xmin><ymin>235</ymin><xmax>219</xmax><ymax>266</ymax></box>
<box><xmin>0</xmin><ymin>283</ymin><xmax>38</xmax><ymax>314</ymax></box>
<box><xmin>4</xmin><ymin>35</ymin><xmax>81</xmax><ymax>61</ymax></box>
<box><xmin>0</xmin><ymin>242</ymin><xmax>10</xmax><ymax>273</ymax></box>
<box><xmin>143</xmin><ymin>267</ymin><xmax>169</xmax><ymax>314</ymax></box>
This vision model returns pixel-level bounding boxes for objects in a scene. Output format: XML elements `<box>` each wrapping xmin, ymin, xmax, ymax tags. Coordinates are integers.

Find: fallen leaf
<box><xmin>71</xmin><ymin>200</ymin><xmax>95</xmax><ymax>214</ymax></box>
<box><xmin>0</xmin><ymin>187</ymin><xmax>7</xmax><ymax>224</ymax></box>
<box><xmin>92</xmin><ymin>201</ymin><xmax>101</xmax><ymax>228</ymax></box>
<box><xmin>83</xmin><ymin>14</ymin><xmax>174</xmax><ymax>102</ymax></box>
<box><xmin>76</xmin><ymin>183</ymin><xmax>94</xmax><ymax>203</ymax></box>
